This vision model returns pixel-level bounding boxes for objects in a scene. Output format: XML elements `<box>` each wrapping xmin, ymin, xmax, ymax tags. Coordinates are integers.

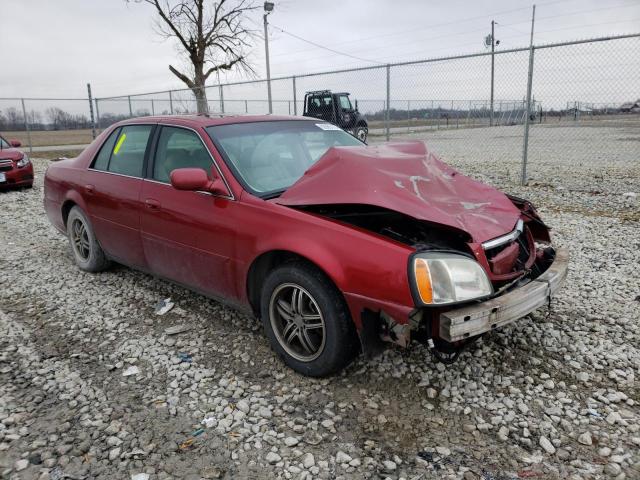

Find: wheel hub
<box><xmin>269</xmin><ymin>283</ymin><xmax>326</xmax><ymax>362</ymax></box>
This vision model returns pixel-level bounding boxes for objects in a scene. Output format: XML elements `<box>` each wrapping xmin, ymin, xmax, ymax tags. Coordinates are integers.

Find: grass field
<box><xmin>2</xmin><ymin>129</ymin><xmax>98</xmax><ymax>147</ymax></box>
<box><xmin>31</xmin><ymin>149</ymin><xmax>85</xmax><ymax>160</ymax></box>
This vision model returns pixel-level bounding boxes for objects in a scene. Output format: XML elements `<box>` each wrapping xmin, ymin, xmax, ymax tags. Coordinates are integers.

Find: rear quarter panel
<box><xmin>44</xmin><ymin>161</ymin><xmax>85</xmax><ymax>233</ymax></box>
<box><xmin>43</xmin><ymin>128</ymin><xmax>115</xmax><ymax>233</ymax></box>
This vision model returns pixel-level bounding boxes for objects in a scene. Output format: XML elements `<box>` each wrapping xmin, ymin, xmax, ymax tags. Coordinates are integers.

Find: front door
<box><xmin>84</xmin><ymin>124</ymin><xmax>154</xmax><ymax>268</ymax></box>
<box><xmin>140</xmin><ymin>125</ymin><xmax>237</xmax><ymax>300</ymax></box>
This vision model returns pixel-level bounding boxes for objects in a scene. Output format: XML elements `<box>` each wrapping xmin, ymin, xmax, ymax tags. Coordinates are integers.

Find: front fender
<box><xmin>239</xmin><ymin>201</ymin><xmax>415</xmax><ymax>330</ymax></box>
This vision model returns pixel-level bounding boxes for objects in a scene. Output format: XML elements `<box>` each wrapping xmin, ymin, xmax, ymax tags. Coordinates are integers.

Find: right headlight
<box><xmin>17</xmin><ymin>154</ymin><xmax>30</xmax><ymax>168</ymax></box>
<box><xmin>410</xmin><ymin>252</ymin><xmax>493</xmax><ymax>305</ymax></box>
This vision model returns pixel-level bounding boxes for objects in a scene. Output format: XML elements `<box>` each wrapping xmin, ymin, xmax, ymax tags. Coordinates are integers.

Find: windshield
<box><xmin>0</xmin><ymin>136</ymin><xmax>11</xmax><ymax>149</ymax></box>
<box><xmin>206</xmin><ymin>120</ymin><xmax>363</xmax><ymax>196</ymax></box>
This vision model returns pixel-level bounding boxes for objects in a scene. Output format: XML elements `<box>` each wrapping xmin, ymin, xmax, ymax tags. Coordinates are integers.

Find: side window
<box><xmin>153</xmin><ymin>127</ymin><xmax>213</xmax><ymax>183</ymax></box>
<box><xmin>339</xmin><ymin>95</ymin><xmax>351</xmax><ymax>110</ymax></box>
<box><xmin>107</xmin><ymin>125</ymin><xmax>153</xmax><ymax>177</ymax></box>
<box><xmin>92</xmin><ymin>128</ymin><xmax>120</xmax><ymax>171</ymax></box>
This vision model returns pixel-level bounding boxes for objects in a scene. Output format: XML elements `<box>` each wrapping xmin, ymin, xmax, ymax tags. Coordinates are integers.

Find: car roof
<box><xmin>305</xmin><ymin>91</ymin><xmax>350</xmax><ymax>96</ymax></box>
<box><xmin>116</xmin><ymin>114</ymin><xmax>315</xmax><ymax>129</ymax></box>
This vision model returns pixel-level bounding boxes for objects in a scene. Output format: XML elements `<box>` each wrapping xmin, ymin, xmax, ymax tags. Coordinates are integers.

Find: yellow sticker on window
<box><xmin>113</xmin><ymin>133</ymin><xmax>127</xmax><ymax>155</ymax></box>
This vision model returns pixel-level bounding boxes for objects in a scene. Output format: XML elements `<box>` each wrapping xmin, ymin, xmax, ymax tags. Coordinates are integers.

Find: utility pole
<box><xmin>263</xmin><ymin>2</ymin><xmax>274</xmax><ymax>114</ymax></box>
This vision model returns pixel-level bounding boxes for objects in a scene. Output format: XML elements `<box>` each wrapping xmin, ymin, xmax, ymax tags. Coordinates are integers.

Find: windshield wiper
<box><xmin>262</xmin><ymin>189</ymin><xmax>286</xmax><ymax>200</ymax></box>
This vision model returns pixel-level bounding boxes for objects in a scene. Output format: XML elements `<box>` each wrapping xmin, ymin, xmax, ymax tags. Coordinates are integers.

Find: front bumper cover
<box><xmin>439</xmin><ymin>248</ymin><xmax>569</xmax><ymax>342</ymax></box>
<box><xmin>0</xmin><ymin>163</ymin><xmax>34</xmax><ymax>188</ymax></box>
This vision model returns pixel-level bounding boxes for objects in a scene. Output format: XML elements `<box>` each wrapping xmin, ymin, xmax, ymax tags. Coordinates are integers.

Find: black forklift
<box><xmin>303</xmin><ymin>90</ymin><xmax>369</xmax><ymax>143</ymax></box>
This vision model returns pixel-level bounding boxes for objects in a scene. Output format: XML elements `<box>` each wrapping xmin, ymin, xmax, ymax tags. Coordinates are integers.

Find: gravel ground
<box><xmin>1</xmin><ymin>124</ymin><xmax>639</xmax><ymax>480</ymax></box>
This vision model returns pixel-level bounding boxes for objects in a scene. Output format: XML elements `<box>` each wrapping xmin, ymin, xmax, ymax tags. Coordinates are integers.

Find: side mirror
<box><xmin>170</xmin><ymin>168</ymin><xmax>228</xmax><ymax>196</ymax></box>
<box><xmin>10</xmin><ymin>140</ymin><xmax>21</xmax><ymax>148</ymax></box>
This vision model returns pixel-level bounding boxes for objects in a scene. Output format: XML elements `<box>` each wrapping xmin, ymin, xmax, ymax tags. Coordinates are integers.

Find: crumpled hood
<box><xmin>277</xmin><ymin>141</ymin><xmax>521</xmax><ymax>243</ymax></box>
<box><xmin>0</xmin><ymin>148</ymin><xmax>23</xmax><ymax>161</ymax></box>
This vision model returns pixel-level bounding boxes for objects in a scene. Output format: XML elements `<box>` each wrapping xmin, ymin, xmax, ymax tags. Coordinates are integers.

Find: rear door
<box><xmin>140</xmin><ymin>125</ymin><xmax>237</xmax><ymax>299</ymax></box>
<box><xmin>85</xmin><ymin>124</ymin><xmax>154</xmax><ymax>268</ymax></box>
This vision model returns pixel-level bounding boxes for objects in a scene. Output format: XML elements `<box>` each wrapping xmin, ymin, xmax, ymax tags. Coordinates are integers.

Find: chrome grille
<box><xmin>0</xmin><ymin>160</ymin><xmax>13</xmax><ymax>172</ymax></box>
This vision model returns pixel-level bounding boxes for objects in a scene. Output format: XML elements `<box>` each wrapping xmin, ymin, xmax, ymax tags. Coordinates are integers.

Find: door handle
<box><xmin>85</xmin><ymin>184</ymin><xmax>95</xmax><ymax>195</ymax></box>
<box><xmin>145</xmin><ymin>198</ymin><xmax>160</xmax><ymax>210</ymax></box>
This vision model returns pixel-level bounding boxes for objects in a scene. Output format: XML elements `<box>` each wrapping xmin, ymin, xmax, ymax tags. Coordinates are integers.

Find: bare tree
<box><xmin>131</xmin><ymin>0</ymin><xmax>256</xmax><ymax>113</ymax></box>
<box><xmin>4</xmin><ymin>108</ymin><xmax>24</xmax><ymax>131</ymax></box>
<box><xmin>45</xmin><ymin>108</ymin><xmax>90</xmax><ymax>130</ymax></box>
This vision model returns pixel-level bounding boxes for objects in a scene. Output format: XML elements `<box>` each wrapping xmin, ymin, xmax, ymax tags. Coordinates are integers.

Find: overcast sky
<box><xmin>1</xmin><ymin>0</ymin><xmax>639</xmax><ymax>111</ymax></box>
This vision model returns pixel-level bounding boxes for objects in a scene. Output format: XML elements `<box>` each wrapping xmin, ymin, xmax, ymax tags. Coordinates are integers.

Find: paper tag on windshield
<box><xmin>316</xmin><ymin>123</ymin><xmax>342</xmax><ymax>131</ymax></box>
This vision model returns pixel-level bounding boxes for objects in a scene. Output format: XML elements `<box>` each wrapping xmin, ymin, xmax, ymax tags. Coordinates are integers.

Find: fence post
<box><xmin>292</xmin><ymin>76</ymin><xmax>297</xmax><ymax>115</ymax></box>
<box><xmin>87</xmin><ymin>83</ymin><xmax>96</xmax><ymax>139</ymax></box>
<box><xmin>20</xmin><ymin>99</ymin><xmax>33</xmax><ymax>155</ymax></box>
<box><xmin>521</xmin><ymin>5</ymin><xmax>536</xmax><ymax>186</ymax></box>
<box><xmin>385</xmin><ymin>64</ymin><xmax>391</xmax><ymax>141</ymax></box>
<box><xmin>95</xmin><ymin>99</ymin><xmax>101</xmax><ymax>130</ymax></box>
<box><xmin>407</xmin><ymin>100</ymin><xmax>410</xmax><ymax>133</ymax></box>
<box><xmin>151</xmin><ymin>99</ymin><xmax>155</xmax><ymax>116</ymax></box>
<box><xmin>169</xmin><ymin>90</ymin><xmax>174</xmax><ymax>114</ymax></box>
<box><xmin>245</xmin><ymin>100</ymin><xmax>248</xmax><ymax>113</ymax></box>
<box><xmin>490</xmin><ymin>20</ymin><xmax>495</xmax><ymax>127</ymax></box>
<box><xmin>219</xmin><ymin>85</ymin><xmax>224</xmax><ymax>113</ymax></box>
<box><xmin>128</xmin><ymin>96</ymin><xmax>133</xmax><ymax>117</ymax></box>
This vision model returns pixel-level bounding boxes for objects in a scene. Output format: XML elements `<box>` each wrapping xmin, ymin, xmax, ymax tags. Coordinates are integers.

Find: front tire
<box><xmin>66</xmin><ymin>206</ymin><xmax>110</xmax><ymax>272</ymax></box>
<box><xmin>354</xmin><ymin>125</ymin><xmax>368</xmax><ymax>143</ymax></box>
<box><xmin>260</xmin><ymin>262</ymin><xmax>358</xmax><ymax>377</ymax></box>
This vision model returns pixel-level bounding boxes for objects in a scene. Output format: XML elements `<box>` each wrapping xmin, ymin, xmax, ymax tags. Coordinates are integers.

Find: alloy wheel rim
<box><xmin>357</xmin><ymin>129</ymin><xmax>367</xmax><ymax>141</ymax></box>
<box><xmin>269</xmin><ymin>283</ymin><xmax>326</xmax><ymax>362</ymax></box>
<box><xmin>71</xmin><ymin>218</ymin><xmax>90</xmax><ymax>261</ymax></box>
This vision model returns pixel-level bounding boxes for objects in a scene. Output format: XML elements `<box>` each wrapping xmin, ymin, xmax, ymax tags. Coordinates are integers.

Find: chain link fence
<box><xmin>1</xmin><ymin>33</ymin><xmax>638</xmax><ymax>185</ymax></box>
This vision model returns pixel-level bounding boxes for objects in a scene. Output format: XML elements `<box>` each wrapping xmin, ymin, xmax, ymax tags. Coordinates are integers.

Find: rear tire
<box><xmin>260</xmin><ymin>262</ymin><xmax>358</xmax><ymax>377</ymax></box>
<box><xmin>66</xmin><ymin>206</ymin><xmax>110</xmax><ymax>272</ymax></box>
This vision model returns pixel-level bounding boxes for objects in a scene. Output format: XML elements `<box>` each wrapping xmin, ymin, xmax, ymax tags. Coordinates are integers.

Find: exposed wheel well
<box><xmin>356</xmin><ymin>121</ymin><xmax>367</xmax><ymax>128</ymax></box>
<box><xmin>61</xmin><ymin>200</ymin><xmax>77</xmax><ymax>227</ymax></box>
<box><xmin>246</xmin><ymin>250</ymin><xmax>335</xmax><ymax>318</ymax></box>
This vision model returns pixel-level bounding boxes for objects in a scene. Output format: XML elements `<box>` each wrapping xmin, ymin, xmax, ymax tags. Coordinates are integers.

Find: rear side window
<box><xmin>307</xmin><ymin>95</ymin><xmax>332</xmax><ymax>112</ymax></box>
<box><xmin>99</xmin><ymin>125</ymin><xmax>153</xmax><ymax>177</ymax></box>
<box><xmin>108</xmin><ymin>125</ymin><xmax>153</xmax><ymax>177</ymax></box>
<box><xmin>92</xmin><ymin>129</ymin><xmax>120</xmax><ymax>171</ymax></box>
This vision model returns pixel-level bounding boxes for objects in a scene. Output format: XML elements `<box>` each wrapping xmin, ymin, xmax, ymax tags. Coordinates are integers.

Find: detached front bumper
<box><xmin>439</xmin><ymin>248</ymin><xmax>569</xmax><ymax>342</ymax></box>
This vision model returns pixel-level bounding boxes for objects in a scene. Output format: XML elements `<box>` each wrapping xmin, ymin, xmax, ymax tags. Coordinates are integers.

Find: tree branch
<box><xmin>169</xmin><ymin>65</ymin><xmax>194</xmax><ymax>88</ymax></box>
<box><xmin>203</xmin><ymin>56</ymin><xmax>243</xmax><ymax>80</ymax></box>
<box><xmin>147</xmin><ymin>0</ymin><xmax>193</xmax><ymax>53</ymax></box>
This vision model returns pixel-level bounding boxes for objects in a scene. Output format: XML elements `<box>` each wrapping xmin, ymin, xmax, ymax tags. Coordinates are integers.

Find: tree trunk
<box><xmin>193</xmin><ymin>70</ymin><xmax>208</xmax><ymax>114</ymax></box>
<box><xmin>193</xmin><ymin>86</ymin><xmax>208</xmax><ymax>114</ymax></box>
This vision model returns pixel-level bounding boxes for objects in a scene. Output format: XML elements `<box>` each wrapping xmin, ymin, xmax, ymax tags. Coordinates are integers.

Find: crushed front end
<box><xmin>408</xmin><ymin>195</ymin><xmax>569</xmax><ymax>360</ymax></box>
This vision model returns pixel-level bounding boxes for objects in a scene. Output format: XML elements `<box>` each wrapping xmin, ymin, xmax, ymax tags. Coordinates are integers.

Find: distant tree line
<box><xmin>0</xmin><ymin>107</ymin><xmax>92</xmax><ymax>131</ymax></box>
<box><xmin>364</xmin><ymin>104</ymin><xmax>628</xmax><ymax>121</ymax></box>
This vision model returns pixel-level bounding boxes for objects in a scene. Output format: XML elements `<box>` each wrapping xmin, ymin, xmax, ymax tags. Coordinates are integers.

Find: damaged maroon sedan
<box><xmin>44</xmin><ymin>115</ymin><xmax>568</xmax><ymax>376</ymax></box>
